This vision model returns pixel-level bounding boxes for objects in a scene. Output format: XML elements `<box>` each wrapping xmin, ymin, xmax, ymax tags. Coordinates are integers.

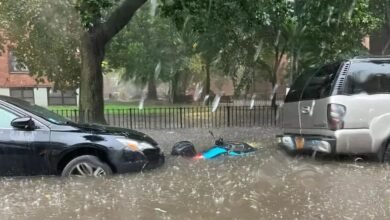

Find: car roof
<box><xmin>0</xmin><ymin>96</ymin><xmax>35</xmax><ymax>111</ymax></box>
<box><xmin>350</xmin><ymin>55</ymin><xmax>390</xmax><ymax>62</ymax></box>
<box><xmin>0</xmin><ymin>95</ymin><xmax>30</xmax><ymax>105</ymax></box>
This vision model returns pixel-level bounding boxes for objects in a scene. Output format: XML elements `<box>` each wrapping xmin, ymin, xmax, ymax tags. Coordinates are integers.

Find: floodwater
<box><xmin>0</xmin><ymin>128</ymin><xmax>390</xmax><ymax>220</ymax></box>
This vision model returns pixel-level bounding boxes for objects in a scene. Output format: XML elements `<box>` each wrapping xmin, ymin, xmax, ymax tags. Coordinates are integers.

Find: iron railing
<box><xmin>52</xmin><ymin>106</ymin><xmax>283</xmax><ymax>129</ymax></box>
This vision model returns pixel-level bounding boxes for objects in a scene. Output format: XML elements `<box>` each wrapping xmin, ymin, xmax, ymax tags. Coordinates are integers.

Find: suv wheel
<box><xmin>381</xmin><ymin>142</ymin><xmax>390</xmax><ymax>163</ymax></box>
<box><xmin>61</xmin><ymin>155</ymin><xmax>112</xmax><ymax>177</ymax></box>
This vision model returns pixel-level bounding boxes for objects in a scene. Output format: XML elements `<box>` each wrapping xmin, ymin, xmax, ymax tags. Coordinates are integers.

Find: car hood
<box><xmin>64</xmin><ymin>123</ymin><xmax>158</xmax><ymax>145</ymax></box>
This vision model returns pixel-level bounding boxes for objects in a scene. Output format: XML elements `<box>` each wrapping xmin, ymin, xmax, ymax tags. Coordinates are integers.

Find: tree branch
<box><xmin>101</xmin><ymin>0</ymin><xmax>147</xmax><ymax>45</ymax></box>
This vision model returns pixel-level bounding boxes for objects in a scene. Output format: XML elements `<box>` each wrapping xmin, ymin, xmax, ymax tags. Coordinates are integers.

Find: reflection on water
<box><xmin>0</xmin><ymin>128</ymin><xmax>389</xmax><ymax>220</ymax></box>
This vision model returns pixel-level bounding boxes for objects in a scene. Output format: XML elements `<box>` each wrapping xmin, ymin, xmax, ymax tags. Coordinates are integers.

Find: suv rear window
<box><xmin>301</xmin><ymin>62</ymin><xmax>341</xmax><ymax>101</ymax></box>
<box><xmin>345</xmin><ymin>60</ymin><xmax>390</xmax><ymax>95</ymax></box>
<box><xmin>285</xmin><ymin>62</ymin><xmax>341</xmax><ymax>103</ymax></box>
<box><xmin>285</xmin><ymin>69</ymin><xmax>315</xmax><ymax>103</ymax></box>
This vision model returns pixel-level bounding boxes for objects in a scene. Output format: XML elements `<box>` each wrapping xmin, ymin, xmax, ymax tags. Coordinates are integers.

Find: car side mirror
<box><xmin>11</xmin><ymin>117</ymin><xmax>36</xmax><ymax>130</ymax></box>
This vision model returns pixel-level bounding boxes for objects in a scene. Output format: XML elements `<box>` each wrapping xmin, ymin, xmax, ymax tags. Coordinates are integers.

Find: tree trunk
<box><xmin>147</xmin><ymin>77</ymin><xmax>158</xmax><ymax>100</ymax></box>
<box><xmin>271</xmin><ymin>51</ymin><xmax>279</xmax><ymax>109</ymax></box>
<box><xmin>294</xmin><ymin>53</ymin><xmax>299</xmax><ymax>81</ymax></box>
<box><xmin>271</xmin><ymin>82</ymin><xmax>277</xmax><ymax>125</ymax></box>
<box><xmin>271</xmin><ymin>49</ymin><xmax>281</xmax><ymax>122</ymax></box>
<box><xmin>79</xmin><ymin>33</ymin><xmax>106</xmax><ymax>124</ymax></box>
<box><xmin>170</xmin><ymin>71</ymin><xmax>179</xmax><ymax>103</ymax></box>
<box><xmin>205</xmin><ymin>61</ymin><xmax>211</xmax><ymax>105</ymax></box>
<box><xmin>77</xmin><ymin>0</ymin><xmax>146</xmax><ymax>123</ymax></box>
<box><xmin>205</xmin><ymin>61</ymin><xmax>211</xmax><ymax>95</ymax></box>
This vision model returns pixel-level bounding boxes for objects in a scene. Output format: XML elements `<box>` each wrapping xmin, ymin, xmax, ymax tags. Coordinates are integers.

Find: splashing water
<box><xmin>326</xmin><ymin>6</ymin><xmax>334</xmax><ymax>26</ymax></box>
<box><xmin>203</xmin><ymin>95</ymin><xmax>210</xmax><ymax>105</ymax></box>
<box><xmin>253</xmin><ymin>40</ymin><xmax>263</xmax><ymax>62</ymax></box>
<box><xmin>347</xmin><ymin>0</ymin><xmax>357</xmax><ymax>19</ymax></box>
<box><xmin>150</xmin><ymin>0</ymin><xmax>158</xmax><ymax>17</ymax></box>
<box><xmin>269</xmin><ymin>84</ymin><xmax>279</xmax><ymax>101</ymax></box>
<box><xmin>0</xmin><ymin>127</ymin><xmax>388</xmax><ymax>220</ymax></box>
<box><xmin>250</xmin><ymin>94</ymin><xmax>256</xmax><ymax>110</ymax></box>
<box><xmin>139</xmin><ymin>85</ymin><xmax>148</xmax><ymax>110</ymax></box>
<box><xmin>320</xmin><ymin>42</ymin><xmax>326</xmax><ymax>57</ymax></box>
<box><xmin>320</xmin><ymin>47</ymin><xmax>325</xmax><ymax>57</ymax></box>
<box><xmin>211</xmin><ymin>94</ymin><xmax>221</xmax><ymax>112</ymax></box>
<box><xmin>275</xmin><ymin>102</ymin><xmax>284</xmax><ymax>122</ymax></box>
<box><xmin>139</xmin><ymin>96</ymin><xmax>146</xmax><ymax>110</ymax></box>
<box><xmin>154</xmin><ymin>61</ymin><xmax>161</xmax><ymax>80</ymax></box>
<box><xmin>274</xmin><ymin>30</ymin><xmax>281</xmax><ymax>47</ymax></box>
<box><xmin>309</xmin><ymin>100</ymin><xmax>316</xmax><ymax>116</ymax></box>
<box><xmin>193</xmin><ymin>83</ymin><xmax>203</xmax><ymax>102</ymax></box>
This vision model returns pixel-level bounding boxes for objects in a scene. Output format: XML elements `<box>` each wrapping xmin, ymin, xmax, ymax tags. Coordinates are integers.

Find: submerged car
<box><xmin>0</xmin><ymin>96</ymin><xmax>164</xmax><ymax>177</ymax></box>
<box><xmin>277</xmin><ymin>56</ymin><xmax>390</xmax><ymax>161</ymax></box>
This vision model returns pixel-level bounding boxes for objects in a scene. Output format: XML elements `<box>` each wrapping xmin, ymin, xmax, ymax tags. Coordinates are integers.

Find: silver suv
<box><xmin>277</xmin><ymin>57</ymin><xmax>390</xmax><ymax>161</ymax></box>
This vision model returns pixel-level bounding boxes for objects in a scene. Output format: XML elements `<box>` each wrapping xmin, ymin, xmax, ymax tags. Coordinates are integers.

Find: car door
<box><xmin>300</xmin><ymin>63</ymin><xmax>341</xmax><ymax>131</ymax></box>
<box><xmin>28</xmin><ymin>123</ymin><xmax>52</xmax><ymax>176</ymax></box>
<box><xmin>283</xmin><ymin>69</ymin><xmax>316</xmax><ymax>131</ymax></box>
<box><xmin>0</xmin><ymin>106</ymin><xmax>33</xmax><ymax>176</ymax></box>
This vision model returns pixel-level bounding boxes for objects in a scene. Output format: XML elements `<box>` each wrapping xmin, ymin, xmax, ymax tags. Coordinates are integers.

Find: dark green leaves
<box><xmin>74</xmin><ymin>0</ymin><xmax>119</xmax><ymax>27</ymax></box>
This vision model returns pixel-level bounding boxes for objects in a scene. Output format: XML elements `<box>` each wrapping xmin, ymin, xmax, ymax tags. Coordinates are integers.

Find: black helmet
<box><xmin>171</xmin><ymin>141</ymin><xmax>197</xmax><ymax>157</ymax></box>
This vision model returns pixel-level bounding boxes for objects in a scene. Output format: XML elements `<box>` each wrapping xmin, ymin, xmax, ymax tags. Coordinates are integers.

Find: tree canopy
<box><xmin>0</xmin><ymin>0</ymin><xmax>81</xmax><ymax>90</ymax></box>
<box><xmin>0</xmin><ymin>0</ymin><xmax>386</xmax><ymax>118</ymax></box>
<box><xmin>1</xmin><ymin>0</ymin><xmax>147</xmax><ymax>123</ymax></box>
<box><xmin>162</xmin><ymin>0</ymin><xmax>382</xmax><ymax>89</ymax></box>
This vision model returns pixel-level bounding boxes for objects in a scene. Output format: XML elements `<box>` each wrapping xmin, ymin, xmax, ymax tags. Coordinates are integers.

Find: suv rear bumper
<box><xmin>276</xmin><ymin>134</ymin><xmax>336</xmax><ymax>154</ymax></box>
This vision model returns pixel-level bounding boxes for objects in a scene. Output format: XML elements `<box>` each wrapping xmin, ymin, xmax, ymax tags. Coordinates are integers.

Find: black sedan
<box><xmin>0</xmin><ymin>96</ymin><xmax>164</xmax><ymax>177</ymax></box>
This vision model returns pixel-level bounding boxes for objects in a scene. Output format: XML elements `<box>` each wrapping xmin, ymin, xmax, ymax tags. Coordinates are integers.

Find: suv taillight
<box><xmin>327</xmin><ymin>104</ymin><xmax>346</xmax><ymax>130</ymax></box>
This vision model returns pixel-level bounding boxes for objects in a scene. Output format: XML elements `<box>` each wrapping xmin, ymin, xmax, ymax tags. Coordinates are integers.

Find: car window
<box><xmin>5</xmin><ymin>98</ymin><xmax>70</xmax><ymax>125</ymax></box>
<box><xmin>0</xmin><ymin>107</ymin><xmax>18</xmax><ymax>128</ymax></box>
<box><xmin>301</xmin><ymin>63</ymin><xmax>341</xmax><ymax>101</ymax></box>
<box><xmin>285</xmin><ymin>69</ymin><xmax>316</xmax><ymax>103</ymax></box>
<box><xmin>345</xmin><ymin>60</ymin><xmax>390</xmax><ymax>95</ymax></box>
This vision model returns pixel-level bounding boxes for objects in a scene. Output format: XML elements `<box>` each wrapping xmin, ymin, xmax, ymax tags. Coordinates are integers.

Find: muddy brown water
<box><xmin>0</xmin><ymin>128</ymin><xmax>389</xmax><ymax>220</ymax></box>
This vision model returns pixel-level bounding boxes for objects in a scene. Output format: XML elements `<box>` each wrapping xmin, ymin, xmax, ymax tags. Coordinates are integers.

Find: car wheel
<box><xmin>61</xmin><ymin>155</ymin><xmax>112</xmax><ymax>177</ymax></box>
<box><xmin>381</xmin><ymin>142</ymin><xmax>390</xmax><ymax>163</ymax></box>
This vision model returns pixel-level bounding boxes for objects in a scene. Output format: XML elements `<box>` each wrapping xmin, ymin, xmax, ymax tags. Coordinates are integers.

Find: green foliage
<box><xmin>162</xmin><ymin>0</ymin><xmax>383</xmax><ymax>91</ymax></box>
<box><xmin>74</xmin><ymin>0</ymin><xmax>119</xmax><ymax>27</ymax></box>
<box><xmin>106</xmin><ymin>3</ymin><xmax>182</xmax><ymax>84</ymax></box>
<box><xmin>0</xmin><ymin>0</ymin><xmax>385</xmax><ymax>100</ymax></box>
<box><xmin>106</xmin><ymin>1</ymin><xmax>207</xmax><ymax>100</ymax></box>
<box><xmin>0</xmin><ymin>0</ymin><xmax>81</xmax><ymax>90</ymax></box>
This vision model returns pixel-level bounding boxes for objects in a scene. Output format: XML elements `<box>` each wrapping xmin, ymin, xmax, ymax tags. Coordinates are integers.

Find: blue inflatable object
<box><xmin>202</xmin><ymin>147</ymin><xmax>228</xmax><ymax>159</ymax></box>
<box><xmin>195</xmin><ymin>142</ymin><xmax>256</xmax><ymax>160</ymax></box>
<box><xmin>171</xmin><ymin>131</ymin><xmax>257</xmax><ymax>160</ymax></box>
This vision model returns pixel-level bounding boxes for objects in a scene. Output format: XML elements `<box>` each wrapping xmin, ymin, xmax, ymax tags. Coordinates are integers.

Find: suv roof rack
<box><xmin>353</xmin><ymin>55</ymin><xmax>390</xmax><ymax>59</ymax></box>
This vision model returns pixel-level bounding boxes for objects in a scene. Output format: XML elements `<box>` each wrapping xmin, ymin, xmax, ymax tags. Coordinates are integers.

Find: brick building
<box><xmin>0</xmin><ymin>47</ymin><xmax>78</xmax><ymax>107</ymax></box>
<box><xmin>370</xmin><ymin>25</ymin><xmax>390</xmax><ymax>55</ymax></box>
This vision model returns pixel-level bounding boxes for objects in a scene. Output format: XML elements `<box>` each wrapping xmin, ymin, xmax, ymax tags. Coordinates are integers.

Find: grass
<box><xmin>48</xmin><ymin>104</ymin><xmax>136</xmax><ymax>111</ymax></box>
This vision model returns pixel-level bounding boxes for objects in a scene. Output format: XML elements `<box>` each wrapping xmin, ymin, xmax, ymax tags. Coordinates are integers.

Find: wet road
<box><xmin>0</xmin><ymin>128</ymin><xmax>389</xmax><ymax>220</ymax></box>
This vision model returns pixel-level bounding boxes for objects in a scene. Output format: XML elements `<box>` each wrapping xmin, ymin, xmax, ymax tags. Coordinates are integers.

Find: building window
<box><xmin>9</xmin><ymin>51</ymin><xmax>29</xmax><ymax>73</ymax></box>
<box><xmin>48</xmin><ymin>89</ymin><xmax>77</xmax><ymax>106</ymax></box>
<box><xmin>10</xmin><ymin>88</ymin><xmax>34</xmax><ymax>104</ymax></box>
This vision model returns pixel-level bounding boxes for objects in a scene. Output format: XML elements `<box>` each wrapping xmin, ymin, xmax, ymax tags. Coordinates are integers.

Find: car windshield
<box><xmin>8</xmin><ymin>98</ymin><xmax>70</xmax><ymax>125</ymax></box>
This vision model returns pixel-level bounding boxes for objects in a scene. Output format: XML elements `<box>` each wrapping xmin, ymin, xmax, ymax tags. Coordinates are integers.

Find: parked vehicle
<box><xmin>171</xmin><ymin>131</ymin><xmax>256</xmax><ymax>159</ymax></box>
<box><xmin>277</xmin><ymin>56</ymin><xmax>390</xmax><ymax>161</ymax></box>
<box><xmin>0</xmin><ymin>96</ymin><xmax>164</xmax><ymax>177</ymax></box>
